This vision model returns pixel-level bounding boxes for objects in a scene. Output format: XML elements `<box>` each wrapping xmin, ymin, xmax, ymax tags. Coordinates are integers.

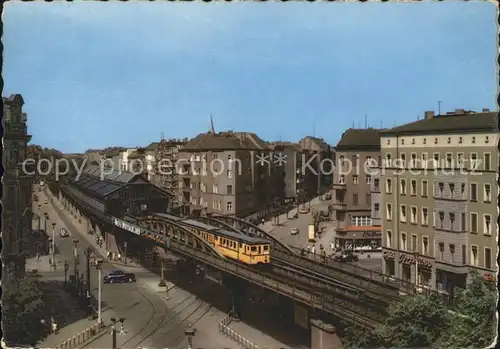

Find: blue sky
<box><xmin>3</xmin><ymin>1</ymin><xmax>497</xmax><ymax>153</ymax></box>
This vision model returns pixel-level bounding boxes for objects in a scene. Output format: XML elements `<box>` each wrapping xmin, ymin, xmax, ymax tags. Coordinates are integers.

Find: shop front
<box><xmin>334</xmin><ymin>227</ymin><xmax>382</xmax><ymax>252</ymax></box>
<box><xmin>382</xmin><ymin>250</ymin><xmax>395</xmax><ymax>276</ymax></box>
<box><xmin>435</xmin><ymin>262</ymin><xmax>468</xmax><ymax>296</ymax></box>
<box><xmin>399</xmin><ymin>253</ymin><xmax>433</xmax><ymax>288</ymax></box>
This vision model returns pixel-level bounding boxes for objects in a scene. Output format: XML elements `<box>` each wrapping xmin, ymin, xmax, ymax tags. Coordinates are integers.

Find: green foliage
<box><xmin>343</xmin><ymin>271</ymin><xmax>497</xmax><ymax>349</ymax></box>
<box><xmin>2</xmin><ymin>278</ymin><xmax>46</xmax><ymax>346</ymax></box>
<box><xmin>437</xmin><ymin>270</ymin><xmax>497</xmax><ymax>348</ymax></box>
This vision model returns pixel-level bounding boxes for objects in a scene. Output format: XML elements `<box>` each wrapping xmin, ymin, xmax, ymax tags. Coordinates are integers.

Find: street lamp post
<box><xmin>124</xmin><ymin>241</ymin><xmax>128</xmax><ymax>265</ymax></box>
<box><xmin>95</xmin><ymin>259</ymin><xmax>103</xmax><ymax>327</ymax></box>
<box><xmin>72</xmin><ymin>239</ymin><xmax>80</xmax><ymax>294</ymax></box>
<box><xmin>158</xmin><ymin>259</ymin><xmax>166</xmax><ymax>287</ymax></box>
<box><xmin>64</xmin><ymin>260</ymin><xmax>69</xmax><ymax>290</ymax></box>
<box><xmin>51</xmin><ymin>222</ymin><xmax>56</xmax><ymax>270</ymax></box>
<box><xmin>110</xmin><ymin>317</ymin><xmax>126</xmax><ymax>349</ymax></box>
<box><xmin>185</xmin><ymin>324</ymin><xmax>197</xmax><ymax>349</ymax></box>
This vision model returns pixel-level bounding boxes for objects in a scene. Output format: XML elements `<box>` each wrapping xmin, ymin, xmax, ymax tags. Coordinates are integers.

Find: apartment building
<box><xmin>380</xmin><ymin>109</ymin><xmax>497</xmax><ymax>294</ymax></box>
<box><xmin>332</xmin><ymin>128</ymin><xmax>382</xmax><ymax>250</ymax></box>
<box><xmin>178</xmin><ymin>130</ymin><xmax>280</xmax><ymax>217</ymax></box>
<box><xmin>152</xmin><ymin>138</ymin><xmax>187</xmax><ymax>201</ymax></box>
<box><xmin>299</xmin><ymin>136</ymin><xmax>334</xmax><ymax>195</ymax></box>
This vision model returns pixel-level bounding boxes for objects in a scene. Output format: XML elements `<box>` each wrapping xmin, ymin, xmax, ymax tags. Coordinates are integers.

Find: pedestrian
<box><xmin>330</xmin><ymin>241</ymin><xmax>334</xmax><ymax>251</ymax></box>
<box><xmin>307</xmin><ymin>245</ymin><xmax>311</xmax><ymax>254</ymax></box>
<box><xmin>118</xmin><ymin>253</ymin><xmax>122</xmax><ymax>261</ymax></box>
<box><xmin>311</xmin><ymin>246</ymin><xmax>316</xmax><ymax>254</ymax></box>
<box><xmin>51</xmin><ymin>317</ymin><xmax>58</xmax><ymax>334</ymax></box>
<box><xmin>36</xmin><ymin>252</ymin><xmax>40</xmax><ymax>262</ymax></box>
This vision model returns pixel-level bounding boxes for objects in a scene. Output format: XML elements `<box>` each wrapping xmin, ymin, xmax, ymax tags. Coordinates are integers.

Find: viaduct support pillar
<box><xmin>310</xmin><ymin>319</ymin><xmax>343</xmax><ymax>349</ymax></box>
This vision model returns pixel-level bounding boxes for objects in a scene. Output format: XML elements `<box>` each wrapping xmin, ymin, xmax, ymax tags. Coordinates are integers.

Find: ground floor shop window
<box><xmin>402</xmin><ymin>264</ymin><xmax>411</xmax><ymax>282</ymax></box>
<box><xmin>385</xmin><ymin>259</ymin><xmax>395</xmax><ymax>276</ymax></box>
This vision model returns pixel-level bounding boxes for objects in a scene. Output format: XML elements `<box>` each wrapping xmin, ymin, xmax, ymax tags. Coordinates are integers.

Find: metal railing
<box><xmin>218</xmin><ymin>311</ymin><xmax>260</xmax><ymax>349</ymax></box>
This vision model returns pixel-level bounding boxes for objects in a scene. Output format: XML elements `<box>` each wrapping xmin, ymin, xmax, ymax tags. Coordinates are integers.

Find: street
<box><xmin>36</xmin><ymin>186</ymin><xmax>288</xmax><ymax>349</ymax></box>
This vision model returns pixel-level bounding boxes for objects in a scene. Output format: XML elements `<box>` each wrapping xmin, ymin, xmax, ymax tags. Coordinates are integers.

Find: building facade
<box><xmin>178</xmin><ymin>130</ymin><xmax>281</xmax><ymax>217</ymax></box>
<box><xmin>152</xmin><ymin>138</ymin><xmax>187</xmax><ymax>201</ymax></box>
<box><xmin>332</xmin><ymin>128</ymin><xmax>382</xmax><ymax>250</ymax></box>
<box><xmin>380</xmin><ymin>109</ymin><xmax>497</xmax><ymax>294</ymax></box>
<box><xmin>2</xmin><ymin>94</ymin><xmax>33</xmax><ymax>285</ymax></box>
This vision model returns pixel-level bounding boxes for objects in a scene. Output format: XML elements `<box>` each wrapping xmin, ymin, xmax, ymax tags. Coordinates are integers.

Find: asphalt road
<box><xmin>36</xmin><ymin>187</ymin><xmax>262</xmax><ymax>349</ymax></box>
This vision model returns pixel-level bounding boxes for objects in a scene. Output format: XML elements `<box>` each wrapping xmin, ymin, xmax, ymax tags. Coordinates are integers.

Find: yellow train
<box><xmin>181</xmin><ymin>219</ymin><xmax>271</xmax><ymax>265</ymax></box>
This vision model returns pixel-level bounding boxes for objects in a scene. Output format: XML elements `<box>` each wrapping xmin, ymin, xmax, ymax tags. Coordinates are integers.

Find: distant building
<box><xmin>332</xmin><ymin>128</ymin><xmax>382</xmax><ymax>251</ymax></box>
<box><xmin>380</xmin><ymin>109</ymin><xmax>498</xmax><ymax>293</ymax></box>
<box><xmin>178</xmin><ymin>127</ymin><xmax>281</xmax><ymax>217</ymax></box>
<box><xmin>299</xmin><ymin>136</ymin><xmax>334</xmax><ymax>195</ymax></box>
<box><xmin>2</xmin><ymin>94</ymin><xmax>33</xmax><ymax>284</ymax></box>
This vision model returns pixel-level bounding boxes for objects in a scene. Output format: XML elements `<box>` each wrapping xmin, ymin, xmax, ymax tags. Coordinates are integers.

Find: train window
<box><xmin>258</xmin><ymin>246</ymin><xmax>262</xmax><ymax>254</ymax></box>
<box><xmin>263</xmin><ymin>246</ymin><xmax>269</xmax><ymax>251</ymax></box>
<box><xmin>239</xmin><ymin>242</ymin><xmax>242</xmax><ymax>249</ymax></box>
<box><xmin>251</xmin><ymin>246</ymin><xmax>257</xmax><ymax>252</ymax></box>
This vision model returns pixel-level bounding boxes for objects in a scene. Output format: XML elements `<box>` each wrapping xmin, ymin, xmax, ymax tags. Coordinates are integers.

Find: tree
<box><xmin>2</xmin><ymin>278</ymin><xmax>46</xmax><ymax>346</ymax></box>
<box><xmin>437</xmin><ymin>270</ymin><xmax>497</xmax><ymax>348</ymax></box>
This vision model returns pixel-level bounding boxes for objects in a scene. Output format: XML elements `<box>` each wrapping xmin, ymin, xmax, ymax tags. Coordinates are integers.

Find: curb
<box><xmin>53</xmin><ymin>322</ymin><xmax>107</xmax><ymax>349</ymax></box>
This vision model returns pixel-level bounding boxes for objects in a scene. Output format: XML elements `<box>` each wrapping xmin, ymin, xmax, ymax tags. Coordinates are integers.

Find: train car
<box><xmin>180</xmin><ymin>219</ymin><xmax>271</xmax><ymax>265</ymax></box>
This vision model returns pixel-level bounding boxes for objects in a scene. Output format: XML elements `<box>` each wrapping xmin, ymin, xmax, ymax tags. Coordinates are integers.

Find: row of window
<box><xmin>385</xmin><ymin>231</ymin><xmax>493</xmax><ymax>269</ymax></box>
<box><xmin>384</xmin><ymin>203</ymin><xmax>492</xmax><ymax>235</ymax></box>
<box><xmin>351</xmin><ymin>216</ymin><xmax>372</xmax><ymax>226</ymax></box>
<box><xmin>385</xmin><ymin>179</ymin><xmax>492</xmax><ymax>202</ymax></box>
<box><xmin>350</xmin><ymin>193</ymin><xmax>371</xmax><ymax>206</ymax></box>
<box><xmin>386</xmin><ymin>135</ymin><xmax>491</xmax><ymax>146</ymax></box>
<box><xmin>385</xmin><ymin>151</ymin><xmax>492</xmax><ymax>171</ymax></box>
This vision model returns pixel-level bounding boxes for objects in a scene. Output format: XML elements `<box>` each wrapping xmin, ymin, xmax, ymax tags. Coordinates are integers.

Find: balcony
<box><xmin>332</xmin><ymin>183</ymin><xmax>346</xmax><ymax>190</ymax></box>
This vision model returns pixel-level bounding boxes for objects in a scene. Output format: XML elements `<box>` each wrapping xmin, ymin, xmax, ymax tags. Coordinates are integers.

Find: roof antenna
<box><xmin>209</xmin><ymin>114</ymin><xmax>215</xmax><ymax>134</ymax></box>
<box><xmin>352</xmin><ymin>121</ymin><xmax>355</xmax><ymax>128</ymax></box>
<box><xmin>438</xmin><ymin>101</ymin><xmax>442</xmax><ymax>115</ymax></box>
<box><xmin>417</xmin><ymin>115</ymin><xmax>420</xmax><ymax>121</ymax></box>
<box><xmin>364</xmin><ymin>114</ymin><xmax>367</xmax><ymax>129</ymax></box>
<box><xmin>380</xmin><ymin>120</ymin><xmax>383</xmax><ymax>129</ymax></box>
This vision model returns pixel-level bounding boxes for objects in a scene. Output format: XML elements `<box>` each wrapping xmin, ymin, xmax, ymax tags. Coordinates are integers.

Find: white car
<box><xmin>291</xmin><ymin>228</ymin><xmax>299</xmax><ymax>235</ymax></box>
<box><xmin>59</xmin><ymin>228</ymin><xmax>69</xmax><ymax>237</ymax></box>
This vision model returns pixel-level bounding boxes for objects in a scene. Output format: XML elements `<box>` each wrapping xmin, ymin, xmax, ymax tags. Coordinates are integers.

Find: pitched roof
<box><xmin>268</xmin><ymin>141</ymin><xmax>302</xmax><ymax>152</ymax></box>
<box><xmin>81</xmin><ymin>165</ymin><xmax>146</xmax><ymax>184</ymax></box>
<box><xmin>183</xmin><ymin>131</ymin><xmax>270</xmax><ymax>151</ymax></box>
<box><xmin>381</xmin><ymin>111</ymin><xmax>498</xmax><ymax>136</ymax></box>
<box><xmin>145</xmin><ymin>142</ymin><xmax>160</xmax><ymax>151</ymax></box>
<box><xmin>336</xmin><ymin>128</ymin><xmax>382</xmax><ymax>150</ymax></box>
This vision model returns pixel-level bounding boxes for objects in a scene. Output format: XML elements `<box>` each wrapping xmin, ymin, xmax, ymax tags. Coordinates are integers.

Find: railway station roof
<box><xmin>72</xmin><ymin>174</ymin><xmax>124</xmax><ymax>200</ymax></box>
<box><xmin>82</xmin><ymin>165</ymin><xmax>147</xmax><ymax>184</ymax></box>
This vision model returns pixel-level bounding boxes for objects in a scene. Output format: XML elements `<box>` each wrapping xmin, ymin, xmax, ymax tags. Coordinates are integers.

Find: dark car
<box><xmin>333</xmin><ymin>252</ymin><xmax>359</xmax><ymax>263</ymax></box>
<box><xmin>103</xmin><ymin>270</ymin><xmax>136</xmax><ymax>284</ymax></box>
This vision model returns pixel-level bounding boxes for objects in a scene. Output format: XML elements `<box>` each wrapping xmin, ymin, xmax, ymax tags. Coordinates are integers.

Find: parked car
<box><xmin>59</xmin><ymin>228</ymin><xmax>69</xmax><ymax>237</ymax></box>
<box><xmin>333</xmin><ymin>252</ymin><xmax>359</xmax><ymax>263</ymax></box>
<box><xmin>103</xmin><ymin>270</ymin><xmax>136</xmax><ymax>284</ymax></box>
<box><xmin>291</xmin><ymin>228</ymin><xmax>299</xmax><ymax>235</ymax></box>
<box><xmin>44</xmin><ymin>200</ymin><xmax>48</xmax><ymax>205</ymax></box>
<box><xmin>298</xmin><ymin>207</ymin><xmax>310</xmax><ymax>214</ymax></box>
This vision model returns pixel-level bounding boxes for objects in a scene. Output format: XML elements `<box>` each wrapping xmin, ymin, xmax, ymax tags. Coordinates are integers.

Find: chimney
<box><xmin>424</xmin><ymin>111</ymin><xmax>435</xmax><ymax>119</ymax></box>
<box><xmin>455</xmin><ymin>109</ymin><xmax>465</xmax><ymax>114</ymax></box>
<box><xmin>482</xmin><ymin>108</ymin><xmax>490</xmax><ymax>112</ymax></box>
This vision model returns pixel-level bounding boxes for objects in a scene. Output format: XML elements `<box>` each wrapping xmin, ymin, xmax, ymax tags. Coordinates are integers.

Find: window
<box><xmin>386</xmin><ymin>179</ymin><xmax>392</xmax><ymax>194</ymax></box>
<box><xmin>353</xmin><ymin>175</ymin><xmax>359</xmax><ymax>184</ymax></box>
<box><xmin>421</xmin><ymin>180</ymin><xmax>428</xmax><ymax>197</ymax></box>
<box><xmin>227</xmin><ymin>185</ymin><xmax>233</xmax><ymax>195</ymax></box>
<box><xmin>374</xmin><ymin>203</ymin><xmax>380</xmax><ymax>212</ymax></box>
<box><xmin>227</xmin><ymin>170</ymin><xmax>233</xmax><ymax>178</ymax></box>
<box><xmin>400</xmin><ymin>179</ymin><xmax>406</xmax><ymax>195</ymax></box>
<box><xmin>401</xmin><ymin>232</ymin><xmax>407</xmax><ymax>251</ymax></box>
<box><xmin>462</xmin><ymin>245</ymin><xmax>466</xmax><ymax>265</ymax></box>
<box><xmin>461</xmin><ymin>213</ymin><xmax>466</xmax><ymax>232</ymax></box>
<box><xmin>470</xmin><ymin>213</ymin><xmax>478</xmax><ymax>233</ymax></box>
<box><xmin>411</xmin><ymin>153</ymin><xmax>417</xmax><ymax>168</ymax></box>
<box><xmin>374</xmin><ymin>178</ymin><xmax>380</xmax><ymax>191</ymax></box>
<box><xmin>449</xmin><ymin>213</ymin><xmax>455</xmax><ymax>230</ymax></box>
<box><xmin>386</xmin><ymin>230</ymin><xmax>392</xmax><ymax>248</ymax></box>
<box><xmin>434</xmin><ymin>137</ymin><xmax>438</xmax><ymax>144</ymax></box>
<box><xmin>423</xmin><ymin>138</ymin><xmax>427</xmax><ymax>145</ymax></box>
<box><xmin>366</xmin><ymin>175</ymin><xmax>372</xmax><ymax>184</ymax></box>
<box><xmin>226</xmin><ymin>201</ymin><xmax>233</xmax><ymax>211</ymax></box>
<box><xmin>484</xmin><ymin>184</ymin><xmax>491</xmax><ymax>202</ymax></box>
<box><xmin>421</xmin><ymin>152</ymin><xmax>428</xmax><ymax>168</ymax></box>
<box><xmin>339</xmin><ymin>175</ymin><xmax>345</xmax><ymax>184</ymax></box>
<box><xmin>484</xmin><ymin>153</ymin><xmax>491</xmax><ymax>171</ymax></box>
<box><xmin>472</xmin><ymin>136</ymin><xmax>476</xmax><ymax>144</ymax></box>
<box><xmin>433</xmin><ymin>153</ymin><xmax>440</xmax><ymax>167</ymax></box>
<box><xmin>401</xmin><ymin>139</ymin><xmax>405</xmax><ymax>145</ymax></box>
<box><xmin>421</xmin><ymin>207</ymin><xmax>429</xmax><ymax>226</ymax></box>
<box><xmin>422</xmin><ymin>236</ymin><xmax>429</xmax><ymax>255</ymax></box>
<box><xmin>386</xmin><ymin>153</ymin><xmax>392</xmax><ymax>163</ymax></box>
<box><xmin>485</xmin><ymin>136</ymin><xmax>490</xmax><ymax>144</ymax></box>
<box><xmin>470</xmin><ymin>183</ymin><xmax>477</xmax><ymax>201</ymax></box>
<box><xmin>227</xmin><ymin>154</ymin><xmax>232</xmax><ymax>161</ymax></box>
<box><xmin>352</xmin><ymin>154</ymin><xmax>358</xmax><ymax>165</ymax></box>
<box><xmin>213</xmin><ymin>153</ymin><xmax>218</xmax><ymax>159</ymax></box>
<box><xmin>366</xmin><ymin>194</ymin><xmax>371</xmax><ymax>206</ymax></box>
<box><xmin>461</xmin><ymin>183</ymin><xmax>465</xmax><ymax>195</ymax></box>
<box><xmin>458</xmin><ymin>136</ymin><xmax>463</xmax><ymax>144</ymax></box>
<box><xmin>438</xmin><ymin>182</ymin><xmax>444</xmax><ymax>196</ymax></box>
<box><xmin>470</xmin><ymin>153</ymin><xmax>478</xmax><ymax>170</ymax></box>
<box><xmin>386</xmin><ymin>203</ymin><xmax>392</xmax><ymax>220</ymax></box>
<box><xmin>485</xmin><ymin>248</ymin><xmax>492</xmax><ymax>269</ymax></box>
<box><xmin>353</xmin><ymin>216</ymin><xmax>372</xmax><ymax>226</ymax></box>
<box><xmin>439</xmin><ymin>242</ymin><xmax>444</xmax><ymax>260</ymax></box>
<box><xmin>438</xmin><ymin>211</ymin><xmax>444</xmax><ymax>229</ymax></box>
<box><xmin>212</xmin><ymin>184</ymin><xmax>218</xmax><ymax>194</ymax></box>
<box><xmin>484</xmin><ymin>214</ymin><xmax>491</xmax><ymax>235</ymax></box>
<box><xmin>446</xmin><ymin>153</ymin><xmax>452</xmax><ymax>168</ymax></box>
<box><xmin>447</xmin><ymin>137</ymin><xmax>451</xmax><ymax>144</ymax></box>
<box><xmin>449</xmin><ymin>183</ymin><xmax>455</xmax><ymax>196</ymax></box>
<box><xmin>410</xmin><ymin>180</ymin><xmax>417</xmax><ymax>196</ymax></box>
<box><xmin>212</xmin><ymin>200</ymin><xmax>217</xmax><ymax>209</ymax></box>
<box><xmin>353</xmin><ymin>193</ymin><xmax>358</xmax><ymax>206</ymax></box>
<box><xmin>411</xmin><ymin>234</ymin><xmax>417</xmax><ymax>252</ymax></box>
<box><xmin>471</xmin><ymin>245</ymin><xmax>478</xmax><ymax>266</ymax></box>
<box><xmin>339</xmin><ymin>155</ymin><xmax>345</xmax><ymax>164</ymax></box>
<box><xmin>400</xmin><ymin>205</ymin><xmax>407</xmax><ymax>222</ymax></box>
<box><xmin>450</xmin><ymin>244</ymin><xmax>455</xmax><ymax>263</ymax></box>
<box><xmin>400</xmin><ymin>153</ymin><xmax>406</xmax><ymax>167</ymax></box>
<box><xmin>457</xmin><ymin>153</ymin><xmax>464</xmax><ymax>167</ymax></box>
<box><xmin>410</xmin><ymin>206</ymin><xmax>417</xmax><ymax>224</ymax></box>
<box><xmin>218</xmin><ymin>201</ymin><xmax>222</xmax><ymax>210</ymax></box>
